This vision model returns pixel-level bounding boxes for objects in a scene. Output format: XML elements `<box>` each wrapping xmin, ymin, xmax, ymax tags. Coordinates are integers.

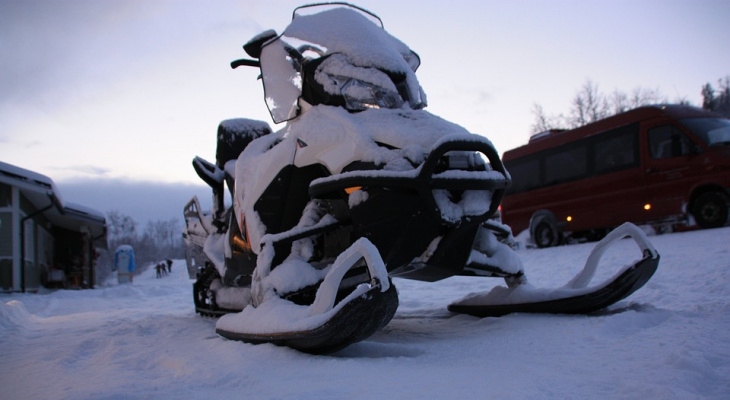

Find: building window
<box><xmin>0</xmin><ymin>183</ymin><xmax>10</xmax><ymax>207</ymax></box>
<box><xmin>0</xmin><ymin>212</ymin><xmax>11</xmax><ymax>257</ymax></box>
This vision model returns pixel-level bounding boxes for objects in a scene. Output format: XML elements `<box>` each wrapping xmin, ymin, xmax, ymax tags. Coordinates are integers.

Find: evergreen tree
<box><xmin>701</xmin><ymin>76</ymin><xmax>730</xmax><ymax>117</ymax></box>
<box><xmin>701</xmin><ymin>83</ymin><xmax>715</xmax><ymax>110</ymax></box>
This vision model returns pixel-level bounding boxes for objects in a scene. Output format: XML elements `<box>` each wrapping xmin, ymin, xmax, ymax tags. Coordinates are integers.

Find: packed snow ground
<box><xmin>2</xmin><ymin>227</ymin><xmax>729</xmax><ymax>400</ymax></box>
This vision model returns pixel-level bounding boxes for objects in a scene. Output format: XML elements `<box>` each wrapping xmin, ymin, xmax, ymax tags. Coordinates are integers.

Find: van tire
<box><xmin>692</xmin><ymin>191</ymin><xmax>729</xmax><ymax>229</ymax></box>
<box><xmin>531</xmin><ymin>216</ymin><xmax>561</xmax><ymax>248</ymax></box>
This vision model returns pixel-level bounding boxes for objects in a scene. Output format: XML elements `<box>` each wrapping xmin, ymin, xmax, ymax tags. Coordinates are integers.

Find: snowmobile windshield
<box><xmin>259</xmin><ymin>3</ymin><xmax>426</xmax><ymax>123</ymax></box>
<box><xmin>679</xmin><ymin>117</ymin><xmax>730</xmax><ymax>146</ymax></box>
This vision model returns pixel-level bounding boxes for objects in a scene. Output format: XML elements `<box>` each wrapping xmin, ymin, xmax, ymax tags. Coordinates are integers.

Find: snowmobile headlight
<box><xmin>341</xmin><ymin>79</ymin><xmax>404</xmax><ymax>111</ymax></box>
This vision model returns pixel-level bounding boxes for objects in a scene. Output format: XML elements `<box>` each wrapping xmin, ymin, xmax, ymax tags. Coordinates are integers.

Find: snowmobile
<box><xmin>183</xmin><ymin>3</ymin><xmax>659</xmax><ymax>354</ymax></box>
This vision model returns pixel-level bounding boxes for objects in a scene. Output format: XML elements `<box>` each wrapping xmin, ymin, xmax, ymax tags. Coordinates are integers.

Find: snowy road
<box><xmin>2</xmin><ymin>227</ymin><xmax>729</xmax><ymax>399</ymax></box>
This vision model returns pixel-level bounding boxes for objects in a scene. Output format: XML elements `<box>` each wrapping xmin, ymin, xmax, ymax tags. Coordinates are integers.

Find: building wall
<box><xmin>0</xmin><ymin>182</ymin><xmax>56</xmax><ymax>291</ymax></box>
<box><xmin>0</xmin><ymin>178</ymin><xmax>103</xmax><ymax>292</ymax></box>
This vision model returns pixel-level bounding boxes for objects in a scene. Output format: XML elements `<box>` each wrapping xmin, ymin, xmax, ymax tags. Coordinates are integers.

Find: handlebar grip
<box><xmin>231</xmin><ymin>58</ymin><xmax>261</xmax><ymax>69</ymax></box>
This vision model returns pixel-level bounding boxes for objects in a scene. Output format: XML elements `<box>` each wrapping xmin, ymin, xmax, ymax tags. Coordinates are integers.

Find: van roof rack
<box><xmin>529</xmin><ymin>129</ymin><xmax>566</xmax><ymax>142</ymax></box>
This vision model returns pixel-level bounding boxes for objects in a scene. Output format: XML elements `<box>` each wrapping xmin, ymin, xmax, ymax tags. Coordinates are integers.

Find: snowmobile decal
<box><xmin>183</xmin><ymin>3</ymin><xmax>660</xmax><ymax>354</ymax></box>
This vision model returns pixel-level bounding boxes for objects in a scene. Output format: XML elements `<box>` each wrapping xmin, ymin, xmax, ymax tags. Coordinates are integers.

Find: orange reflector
<box><xmin>566</xmin><ymin>216</ymin><xmax>572</xmax><ymax>222</ymax></box>
<box><xmin>345</xmin><ymin>186</ymin><xmax>362</xmax><ymax>194</ymax></box>
<box><xmin>644</xmin><ymin>203</ymin><xmax>652</xmax><ymax>210</ymax></box>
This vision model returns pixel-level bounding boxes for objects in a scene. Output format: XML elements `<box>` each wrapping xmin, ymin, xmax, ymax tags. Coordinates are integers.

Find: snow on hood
<box><xmin>283</xmin><ymin>6</ymin><xmax>419</xmax><ymax>74</ymax></box>
<box><xmin>288</xmin><ymin>105</ymin><xmax>473</xmax><ymax>172</ymax></box>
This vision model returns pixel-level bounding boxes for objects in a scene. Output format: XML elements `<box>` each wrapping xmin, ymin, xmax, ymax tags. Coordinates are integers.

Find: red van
<box><xmin>501</xmin><ymin>104</ymin><xmax>730</xmax><ymax>247</ymax></box>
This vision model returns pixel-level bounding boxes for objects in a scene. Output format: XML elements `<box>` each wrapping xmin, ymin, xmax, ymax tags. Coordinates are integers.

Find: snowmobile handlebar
<box><xmin>231</xmin><ymin>58</ymin><xmax>261</xmax><ymax>69</ymax></box>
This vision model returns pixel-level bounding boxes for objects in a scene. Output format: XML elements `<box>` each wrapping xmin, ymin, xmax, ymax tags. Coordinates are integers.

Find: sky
<box><xmin>1</xmin><ymin>0</ymin><xmax>729</xmax><ymax>225</ymax></box>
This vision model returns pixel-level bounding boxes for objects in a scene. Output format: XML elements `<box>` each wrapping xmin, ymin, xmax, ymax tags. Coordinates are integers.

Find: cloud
<box><xmin>54</xmin><ymin>165</ymin><xmax>112</xmax><ymax>177</ymax></box>
<box><xmin>57</xmin><ymin>177</ymin><xmax>215</xmax><ymax>228</ymax></box>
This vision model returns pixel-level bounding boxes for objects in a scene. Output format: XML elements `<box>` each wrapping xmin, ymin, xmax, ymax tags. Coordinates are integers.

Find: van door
<box><xmin>643</xmin><ymin>122</ymin><xmax>702</xmax><ymax>222</ymax></box>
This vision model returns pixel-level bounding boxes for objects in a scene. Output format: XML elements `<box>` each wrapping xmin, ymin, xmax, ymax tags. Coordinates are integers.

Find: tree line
<box><xmin>701</xmin><ymin>76</ymin><xmax>730</xmax><ymax>116</ymax></box>
<box><xmin>531</xmin><ymin>75</ymin><xmax>730</xmax><ymax>134</ymax></box>
<box><xmin>96</xmin><ymin>210</ymin><xmax>186</xmax><ymax>283</ymax></box>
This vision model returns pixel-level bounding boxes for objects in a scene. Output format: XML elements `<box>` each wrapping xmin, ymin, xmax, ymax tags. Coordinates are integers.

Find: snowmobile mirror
<box><xmin>244</xmin><ymin>29</ymin><xmax>278</xmax><ymax>58</ymax></box>
<box><xmin>192</xmin><ymin>156</ymin><xmax>224</xmax><ymax>188</ymax></box>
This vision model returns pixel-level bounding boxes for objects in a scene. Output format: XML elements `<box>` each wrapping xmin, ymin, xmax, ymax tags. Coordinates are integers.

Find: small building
<box><xmin>0</xmin><ymin>161</ymin><xmax>107</xmax><ymax>292</ymax></box>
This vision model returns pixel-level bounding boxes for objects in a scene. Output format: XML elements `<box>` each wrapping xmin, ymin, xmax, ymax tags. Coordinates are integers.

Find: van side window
<box><xmin>648</xmin><ymin>125</ymin><xmax>694</xmax><ymax>159</ymax></box>
<box><xmin>594</xmin><ymin>124</ymin><xmax>639</xmax><ymax>173</ymax></box>
<box><xmin>506</xmin><ymin>158</ymin><xmax>540</xmax><ymax>193</ymax></box>
<box><xmin>544</xmin><ymin>145</ymin><xmax>587</xmax><ymax>186</ymax></box>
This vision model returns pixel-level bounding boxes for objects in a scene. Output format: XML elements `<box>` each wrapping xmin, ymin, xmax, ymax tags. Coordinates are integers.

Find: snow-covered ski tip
<box><xmin>448</xmin><ymin>223</ymin><xmax>659</xmax><ymax>317</ymax></box>
<box><xmin>183</xmin><ymin>3</ymin><xmax>660</xmax><ymax>354</ymax></box>
<box><xmin>215</xmin><ymin>238</ymin><xmax>398</xmax><ymax>354</ymax></box>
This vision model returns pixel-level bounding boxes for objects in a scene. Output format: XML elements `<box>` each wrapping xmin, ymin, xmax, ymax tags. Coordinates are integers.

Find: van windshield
<box><xmin>680</xmin><ymin>117</ymin><xmax>730</xmax><ymax>146</ymax></box>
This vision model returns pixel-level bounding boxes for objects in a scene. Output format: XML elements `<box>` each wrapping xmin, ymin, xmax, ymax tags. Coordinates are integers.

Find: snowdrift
<box><xmin>2</xmin><ymin>227</ymin><xmax>729</xmax><ymax>399</ymax></box>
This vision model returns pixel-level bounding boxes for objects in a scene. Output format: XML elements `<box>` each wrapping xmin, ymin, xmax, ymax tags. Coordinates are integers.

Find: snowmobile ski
<box><xmin>448</xmin><ymin>223</ymin><xmax>659</xmax><ymax>317</ymax></box>
<box><xmin>215</xmin><ymin>238</ymin><xmax>398</xmax><ymax>354</ymax></box>
<box><xmin>216</xmin><ymin>281</ymin><xmax>397</xmax><ymax>354</ymax></box>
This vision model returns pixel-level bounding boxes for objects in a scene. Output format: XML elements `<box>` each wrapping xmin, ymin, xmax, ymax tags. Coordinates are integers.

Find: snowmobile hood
<box><xmin>287</xmin><ymin>105</ymin><xmax>476</xmax><ymax>174</ymax></box>
<box><xmin>259</xmin><ymin>4</ymin><xmax>426</xmax><ymax>123</ymax></box>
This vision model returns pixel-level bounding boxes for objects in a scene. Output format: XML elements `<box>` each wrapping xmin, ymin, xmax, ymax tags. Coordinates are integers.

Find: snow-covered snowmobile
<box><xmin>183</xmin><ymin>3</ymin><xmax>659</xmax><ymax>354</ymax></box>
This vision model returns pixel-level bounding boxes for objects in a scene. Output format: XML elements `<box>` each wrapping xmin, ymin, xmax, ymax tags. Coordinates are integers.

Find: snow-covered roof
<box><xmin>0</xmin><ymin>160</ymin><xmax>62</xmax><ymax>203</ymax></box>
<box><xmin>0</xmin><ymin>161</ymin><xmax>107</xmax><ymax>246</ymax></box>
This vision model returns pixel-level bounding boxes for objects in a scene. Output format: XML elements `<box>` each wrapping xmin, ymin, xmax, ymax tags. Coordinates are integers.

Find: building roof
<box><xmin>0</xmin><ymin>161</ymin><xmax>107</xmax><ymax>248</ymax></box>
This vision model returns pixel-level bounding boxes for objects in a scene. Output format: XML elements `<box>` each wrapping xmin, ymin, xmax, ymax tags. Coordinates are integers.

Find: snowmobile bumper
<box><xmin>309</xmin><ymin>135</ymin><xmax>512</xmax><ymax>280</ymax></box>
<box><xmin>309</xmin><ymin>135</ymin><xmax>511</xmax><ymax>225</ymax></box>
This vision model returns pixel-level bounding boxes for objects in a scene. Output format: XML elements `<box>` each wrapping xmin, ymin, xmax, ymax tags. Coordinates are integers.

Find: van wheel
<box><xmin>585</xmin><ymin>228</ymin><xmax>608</xmax><ymax>242</ymax></box>
<box><xmin>533</xmin><ymin>219</ymin><xmax>560</xmax><ymax>248</ymax></box>
<box><xmin>693</xmin><ymin>191</ymin><xmax>729</xmax><ymax>229</ymax></box>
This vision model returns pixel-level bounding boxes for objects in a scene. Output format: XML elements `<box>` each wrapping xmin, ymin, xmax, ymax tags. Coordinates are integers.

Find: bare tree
<box><xmin>531</xmin><ymin>79</ymin><xmax>671</xmax><ymax>134</ymax></box>
<box><xmin>530</xmin><ymin>103</ymin><xmax>564</xmax><ymax>133</ymax></box>
<box><xmin>609</xmin><ymin>90</ymin><xmax>630</xmax><ymax>115</ymax></box>
<box><xmin>628</xmin><ymin>86</ymin><xmax>665</xmax><ymax>109</ymax></box>
<box><xmin>106</xmin><ymin>210</ymin><xmax>138</xmax><ymax>250</ymax></box>
<box><xmin>103</xmin><ymin>211</ymin><xmax>185</xmax><ymax>275</ymax></box>
<box><xmin>143</xmin><ymin>218</ymin><xmax>181</xmax><ymax>250</ymax></box>
<box><xmin>569</xmin><ymin>80</ymin><xmax>610</xmax><ymax>127</ymax></box>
